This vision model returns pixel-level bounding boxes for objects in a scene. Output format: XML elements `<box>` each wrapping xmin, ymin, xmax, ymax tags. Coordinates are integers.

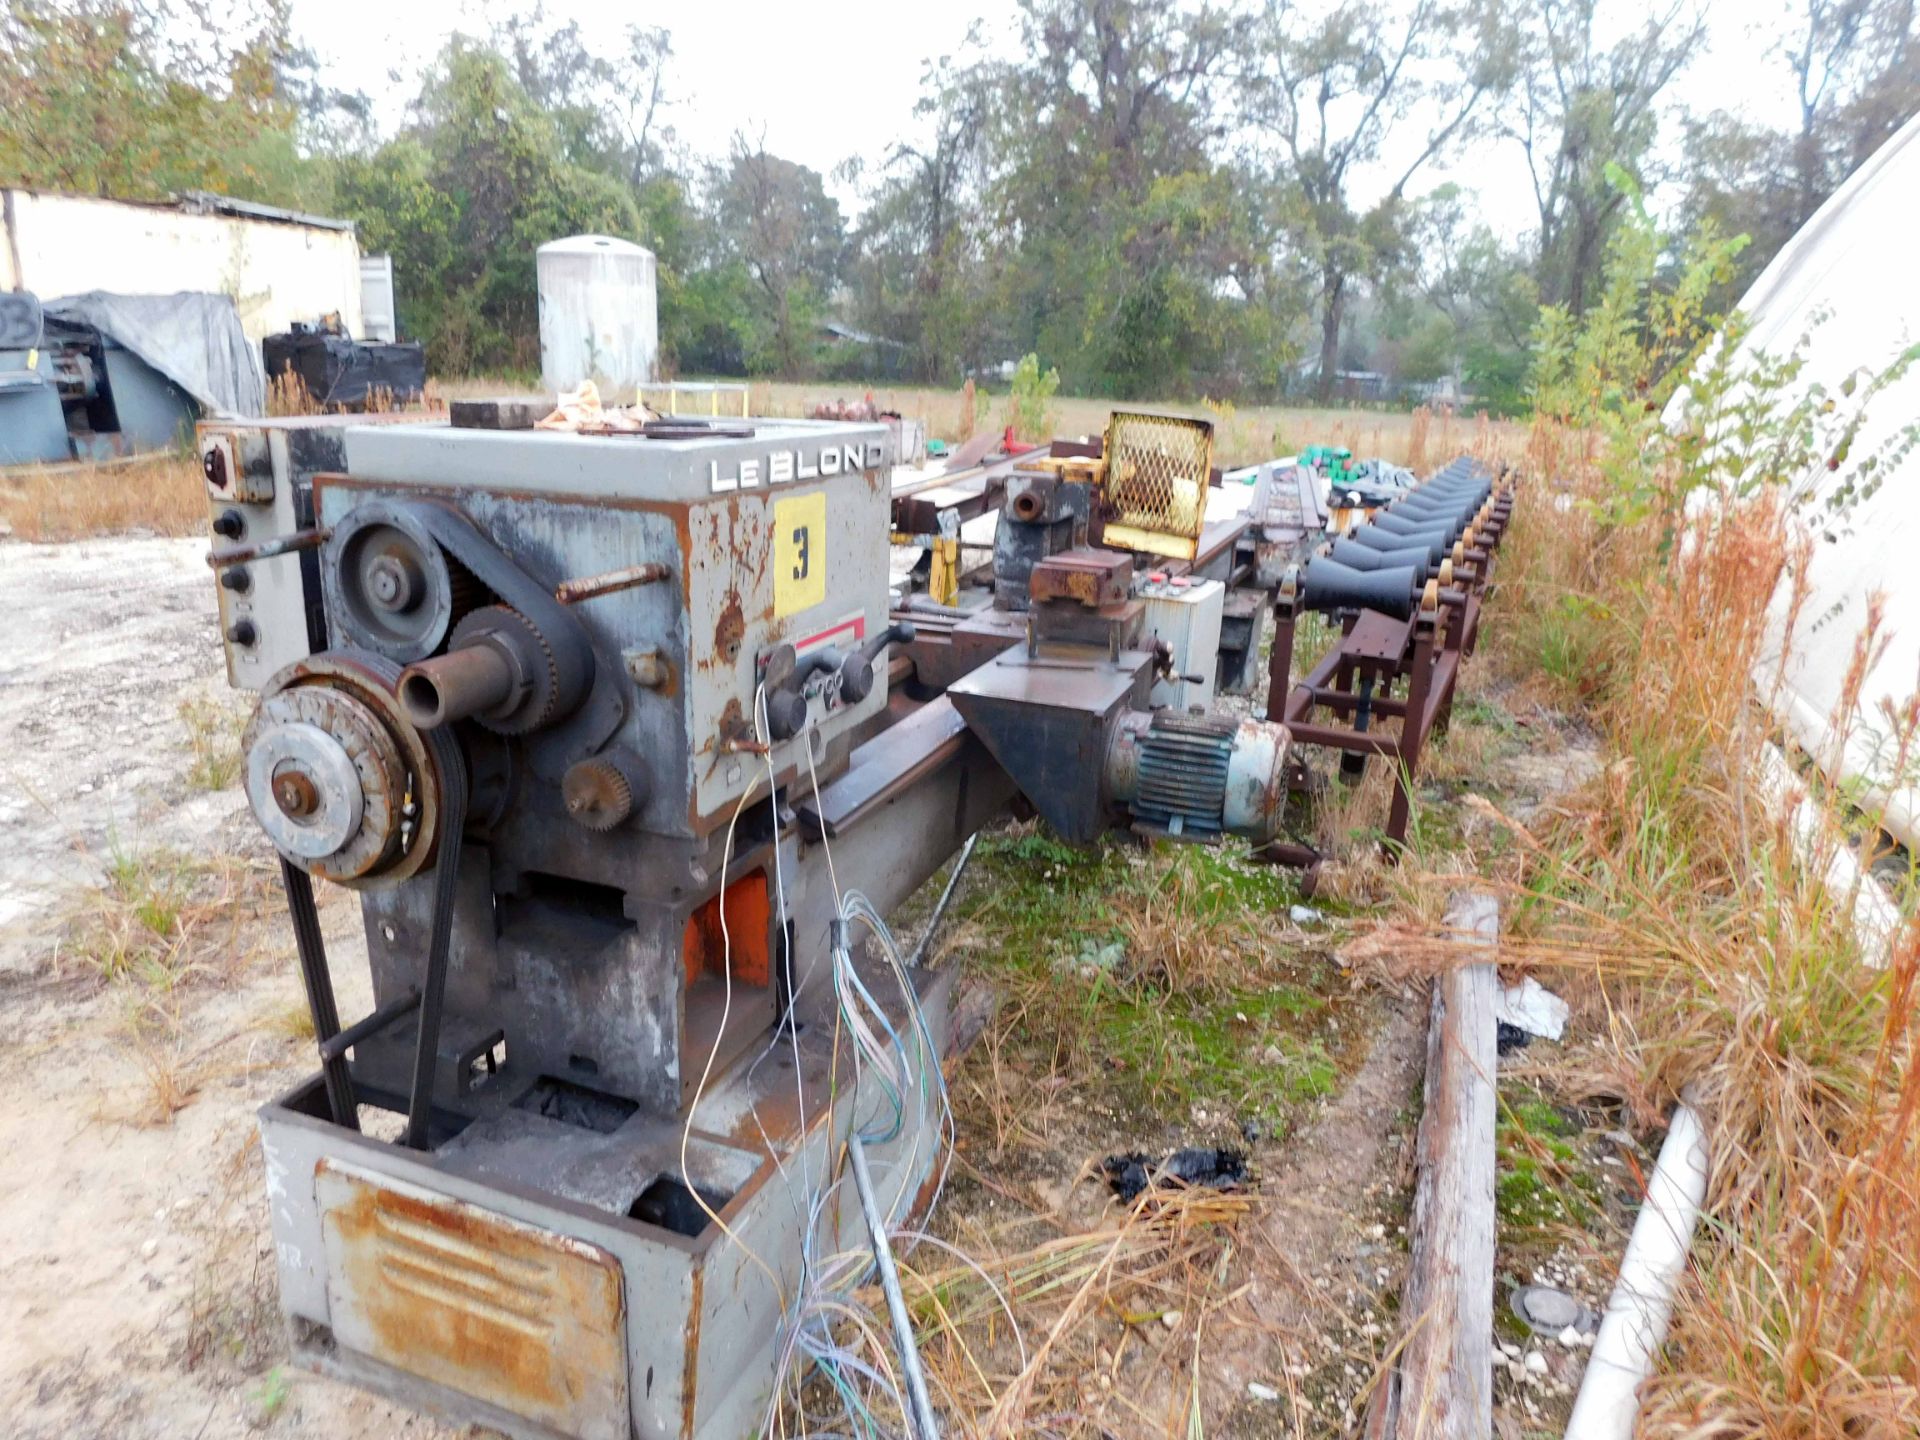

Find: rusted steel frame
<box><xmin>892</xmin><ymin>475</ymin><xmax>1007</xmax><ymax>534</ymax></box>
<box><xmin>1457</xmin><ymin>591</ymin><xmax>1484</xmax><ymax>656</ymax></box>
<box><xmin>1281</xmin><ymin>643</ymin><xmax>1372</xmax><ymax>724</ymax></box>
<box><xmin>280</xmin><ymin>857</ymin><xmax>359</xmax><ymax>1130</ymax></box>
<box><xmin>1258</xmin><ymin>839</ymin><xmax>1322</xmax><ymax>867</ymax></box>
<box><xmin>1423</xmin><ymin>649</ymin><xmax>1464</xmax><ymax>738</ymax></box>
<box><xmin>207</xmin><ymin>526</ymin><xmax>333</xmax><ymax>570</ymax></box>
<box><xmin>554</xmin><ymin>561</ymin><xmax>671</xmax><ymax>605</ymax></box>
<box><xmin>1265</xmin><ymin>602</ymin><xmax>1299</xmax><ymax>723</ymax></box>
<box><xmin>1286</xmin><ymin>722</ymin><xmax>1401</xmax><ymax>758</ymax></box>
<box><xmin>319</xmin><ymin>988</ymin><xmax>423</xmax><ymax>1063</ymax></box>
<box><xmin>1280</xmin><ymin>682</ymin><xmax>1330</xmax><ymax>725</ymax></box>
<box><xmin>404</xmin><ymin>728</ymin><xmax>468</xmax><ymax>1151</ymax></box>
<box><xmin>1306</xmin><ymin>686</ymin><xmax>1411</xmax><ymax>718</ymax></box>
<box><xmin>1442</xmin><ymin>591</ymin><xmax>1471</xmax><ymax>653</ymax></box>
<box><xmin>1384</xmin><ymin>619</ymin><xmax>1439</xmax><ymax>853</ymax></box>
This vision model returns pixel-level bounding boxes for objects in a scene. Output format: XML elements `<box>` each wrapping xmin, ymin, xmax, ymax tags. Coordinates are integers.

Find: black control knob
<box><xmin>763</xmin><ymin>687</ymin><xmax>810</xmax><ymax>741</ymax></box>
<box><xmin>220</xmin><ymin>567</ymin><xmax>252</xmax><ymax>593</ymax></box>
<box><xmin>839</xmin><ymin>621</ymin><xmax>917</xmax><ymax>704</ymax></box>
<box><xmin>211</xmin><ymin>508</ymin><xmax>245</xmax><ymax>539</ymax></box>
<box><xmin>226</xmin><ymin>619</ymin><xmax>258</xmax><ymax>647</ymax></box>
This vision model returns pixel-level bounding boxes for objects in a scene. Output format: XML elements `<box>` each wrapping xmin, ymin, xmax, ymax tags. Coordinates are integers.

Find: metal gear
<box><xmin>328</xmin><ymin>507</ymin><xmax>460</xmax><ymax>662</ymax></box>
<box><xmin>448</xmin><ymin>605</ymin><xmax>561</xmax><ymax>735</ymax></box>
<box><xmin>244</xmin><ymin>681</ymin><xmax>406</xmax><ymax>881</ymax></box>
<box><xmin>561</xmin><ymin>754</ymin><xmax>642</xmax><ymax>831</ymax></box>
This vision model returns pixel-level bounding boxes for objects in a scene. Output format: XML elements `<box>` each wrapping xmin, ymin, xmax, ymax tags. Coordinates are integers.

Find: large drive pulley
<box><xmin>327</xmin><ymin>504</ymin><xmax>470</xmax><ymax>661</ymax></box>
<box><xmin>242</xmin><ymin>652</ymin><xmax>446</xmax><ymax>885</ymax></box>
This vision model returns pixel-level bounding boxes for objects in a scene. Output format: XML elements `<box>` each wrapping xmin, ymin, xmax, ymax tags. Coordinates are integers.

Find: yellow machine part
<box><xmin>1099</xmin><ymin>410</ymin><xmax>1214</xmax><ymax>561</ymax></box>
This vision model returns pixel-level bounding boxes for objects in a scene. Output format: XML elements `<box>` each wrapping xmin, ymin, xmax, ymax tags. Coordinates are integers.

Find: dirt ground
<box><xmin>0</xmin><ymin>538</ymin><xmax>467</xmax><ymax>1439</ymax></box>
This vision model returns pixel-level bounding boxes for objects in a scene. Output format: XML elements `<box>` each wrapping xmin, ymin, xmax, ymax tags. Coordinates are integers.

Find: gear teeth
<box><xmin>449</xmin><ymin>605</ymin><xmax>560</xmax><ymax>735</ymax></box>
<box><xmin>563</xmin><ymin>756</ymin><xmax>637</xmax><ymax>831</ymax></box>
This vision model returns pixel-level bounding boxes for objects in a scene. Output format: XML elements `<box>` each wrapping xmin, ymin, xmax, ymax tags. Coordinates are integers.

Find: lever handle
<box><xmin>840</xmin><ymin>622</ymin><xmax>916</xmax><ymax>705</ymax></box>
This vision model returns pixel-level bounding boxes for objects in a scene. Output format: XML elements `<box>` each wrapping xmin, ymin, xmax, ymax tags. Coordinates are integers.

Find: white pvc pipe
<box><xmin>1564</xmin><ymin>1102</ymin><xmax>1710</xmax><ymax>1440</ymax></box>
<box><xmin>1755</xmin><ymin>741</ymin><xmax>1902</xmax><ymax>967</ymax></box>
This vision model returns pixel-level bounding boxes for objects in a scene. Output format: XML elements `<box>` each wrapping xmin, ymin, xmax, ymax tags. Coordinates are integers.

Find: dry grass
<box><xmin>266</xmin><ymin>369</ymin><xmax>446</xmax><ymax>418</ymax></box>
<box><xmin>0</xmin><ymin>451</ymin><xmax>206</xmax><ymax>540</ymax></box>
<box><xmin>178</xmin><ymin>693</ymin><xmax>248</xmax><ymax>791</ymax></box>
<box><xmin>751</xmin><ymin>381</ymin><xmax>1525</xmax><ymax>471</ymax></box>
<box><xmin>58</xmin><ymin>846</ymin><xmax>276</xmax><ymax>987</ymax></box>
<box><xmin>1357</xmin><ymin>419</ymin><xmax>1920</xmax><ymax>1435</ymax></box>
<box><xmin>183</xmin><ymin>1132</ymin><xmax>285</xmax><ymax>1375</ymax></box>
<box><xmin>798</xmin><ymin>1180</ymin><xmax>1260</xmax><ymax>1439</ymax></box>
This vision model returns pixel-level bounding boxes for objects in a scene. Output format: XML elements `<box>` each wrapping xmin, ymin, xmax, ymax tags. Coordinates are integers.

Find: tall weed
<box><xmin>1482</xmin><ymin>176</ymin><xmax>1920</xmax><ymax>1431</ymax></box>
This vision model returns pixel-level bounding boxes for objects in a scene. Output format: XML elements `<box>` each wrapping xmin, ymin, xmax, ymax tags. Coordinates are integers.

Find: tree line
<box><xmin>3</xmin><ymin>0</ymin><xmax>1917</xmax><ymax>411</ymax></box>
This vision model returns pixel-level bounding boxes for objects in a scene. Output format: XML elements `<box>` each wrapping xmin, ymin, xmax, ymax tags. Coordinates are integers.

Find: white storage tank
<box><xmin>536</xmin><ymin>234</ymin><xmax>658</xmax><ymax>398</ymax></box>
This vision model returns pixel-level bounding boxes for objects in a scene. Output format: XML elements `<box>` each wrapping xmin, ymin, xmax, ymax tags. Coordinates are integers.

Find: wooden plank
<box><xmin>1365</xmin><ymin>890</ymin><xmax>1500</xmax><ymax>1440</ymax></box>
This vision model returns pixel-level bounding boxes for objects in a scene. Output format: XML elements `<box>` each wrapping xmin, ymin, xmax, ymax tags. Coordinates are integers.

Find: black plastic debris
<box><xmin>1497</xmin><ymin>1021</ymin><xmax>1532</xmax><ymax>1056</ymax></box>
<box><xmin>1101</xmin><ymin>1146</ymin><xmax>1247</xmax><ymax>1202</ymax></box>
<box><xmin>264</xmin><ymin>325</ymin><xmax>426</xmax><ymax>410</ymax></box>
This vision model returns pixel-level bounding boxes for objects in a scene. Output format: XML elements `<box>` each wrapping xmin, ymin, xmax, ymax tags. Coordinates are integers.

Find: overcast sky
<box><xmin>287</xmin><ymin>0</ymin><xmax>1805</xmax><ymax>239</ymax></box>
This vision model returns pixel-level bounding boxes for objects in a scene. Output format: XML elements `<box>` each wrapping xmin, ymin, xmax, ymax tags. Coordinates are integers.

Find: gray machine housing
<box><xmin>225</xmin><ymin>414</ymin><xmax>1008</xmax><ymax>1440</ymax></box>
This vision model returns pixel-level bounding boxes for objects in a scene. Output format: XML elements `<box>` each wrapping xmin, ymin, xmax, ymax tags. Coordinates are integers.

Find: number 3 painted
<box><xmin>774</xmin><ymin>492</ymin><xmax>827</xmax><ymax>616</ymax></box>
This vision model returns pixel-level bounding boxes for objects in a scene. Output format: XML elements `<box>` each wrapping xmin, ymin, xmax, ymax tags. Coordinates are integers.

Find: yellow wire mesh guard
<box><xmin>1100</xmin><ymin>410</ymin><xmax>1215</xmax><ymax>560</ymax></box>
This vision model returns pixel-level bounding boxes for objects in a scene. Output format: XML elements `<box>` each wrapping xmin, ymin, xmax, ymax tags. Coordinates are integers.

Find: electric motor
<box><xmin>1105</xmin><ymin>709</ymin><xmax>1290</xmax><ymax>842</ymax></box>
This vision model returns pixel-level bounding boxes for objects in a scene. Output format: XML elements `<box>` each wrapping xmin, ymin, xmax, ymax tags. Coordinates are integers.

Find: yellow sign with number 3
<box><xmin>773</xmin><ymin>492</ymin><xmax>827</xmax><ymax>616</ymax></box>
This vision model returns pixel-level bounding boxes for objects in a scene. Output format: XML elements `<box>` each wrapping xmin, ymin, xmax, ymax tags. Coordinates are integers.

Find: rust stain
<box><xmin>680</xmin><ymin>1267</ymin><xmax>704</xmax><ymax>1439</ymax></box>
<box><xmin>712</xmin><ymin>593</ymin><xmax>746</xmax><ymax>668</ymax></box>
<box><xmin>320</xmin><ymin>1165</ymin><xmax>627</xmax><ymax>1437</ymax></box>
<box><xmin>696</xmin><ymin>696</ymin><xmax>753</xmax><ymax>792</ymax></box>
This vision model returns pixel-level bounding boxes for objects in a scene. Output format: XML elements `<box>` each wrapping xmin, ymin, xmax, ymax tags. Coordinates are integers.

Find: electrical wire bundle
<box><xmin>677</xmin><ymin>686</ymin><xmax>1013</xmax><ymax>1438</ymax></box>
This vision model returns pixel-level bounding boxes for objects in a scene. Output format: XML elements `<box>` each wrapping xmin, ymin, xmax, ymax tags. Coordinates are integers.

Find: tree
<box><xmin>0</xmin><ymin>0</ymin><xmax>304</xmax><ymax>200</ymax></box>
<box><xmin>1251</xmin><ymin>0</ymin><xmax>1514</xmax><ymax>398</ymax></box>
<box><xmin>971</xmin><ymin>0</ymin><xmax>1296</xmax><ymax>396</ymax></box>
<box><xmin>1409</xmin><ymin>184</ymin><xmax>1539</xmax><ymax>409</ymax></box>
<box><xmin>1507</xmin><ymin>0</ymin><xmax>1703</xmax><ymax>316</ymax></box>
<box><xmin>1682</xmin><ymin>0</ymin><xmax>1919</xmax><ymax>297</ymax></box>
<box><xmin>492</xmin><ymin>8</ymin><xmax>675</xmax><ymax>191</ymax></box>
<box><xmin>332</xmin><ymin>41</ymin><xmax>639</xmax><ymax>372</ymax></box>
<box><xmin>846</xmin><ymin>51</ymin><xmax>996</xmax><ymax>382</ymax></box>
<box><xmin>711</xmin><ymin>140</ymin><xmax>844</xmax><ymax>377</ymax></box>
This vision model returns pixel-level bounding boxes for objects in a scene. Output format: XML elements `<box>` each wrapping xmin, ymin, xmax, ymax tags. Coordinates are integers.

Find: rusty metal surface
<box><xmin>1029</xmin><ymin>547</ymin><xmax>1133</xmax><ymax>608</ymax></box>
<box><xmin>555</xmin><ymin>561</ymin><xmax>673</xmax><ymax>606</ymax></box>
<box><xmin>891</xmin><ymin>472</ymin><xmax>1008</xmax><ymax>534</ymax></box>
<box><xmin>949</xmin><ymin>645</ymin><xmax>1151</xmax><ymax>843</ymax></box>
<box><xmin>1260</xmin><ymin>455</ymin><xmax>1513</xmax><ymax>863</ymax></box>
<box><xmin>316</xmin><ymin>1160</ymin><xmax>630</xmax><ymax>1440</ymax></box>
<box><xmin>1345</xmin><ymin>610</ymin><xmax>1414</xmax><ymax>663</ymax></box>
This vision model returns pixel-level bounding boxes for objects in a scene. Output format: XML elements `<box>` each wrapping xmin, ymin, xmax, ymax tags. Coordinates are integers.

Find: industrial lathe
<box><xmin>200</xmin><ymin>404</ymin><xmax>1293</xmax><ymax>1440</ymax></box>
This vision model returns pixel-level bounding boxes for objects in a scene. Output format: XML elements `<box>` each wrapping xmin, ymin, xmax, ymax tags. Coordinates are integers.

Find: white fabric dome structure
<box><xmin>1668</xmin><ymin>111</ymin><xmax>1920</xmax><ymax>849</ymax></box>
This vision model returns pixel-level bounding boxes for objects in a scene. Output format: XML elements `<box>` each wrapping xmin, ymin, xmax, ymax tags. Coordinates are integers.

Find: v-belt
<box><xmin>279</xmin><ymin>723</ymin><xmax>469</xmax><ymax>1150</ymax></box>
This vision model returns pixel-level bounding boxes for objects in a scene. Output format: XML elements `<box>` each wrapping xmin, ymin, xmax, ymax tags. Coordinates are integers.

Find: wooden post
<box><xmin>1365</xmin><ymin>890</ymin><xmax>1500</xmax><ymax>1440</ymax></box>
